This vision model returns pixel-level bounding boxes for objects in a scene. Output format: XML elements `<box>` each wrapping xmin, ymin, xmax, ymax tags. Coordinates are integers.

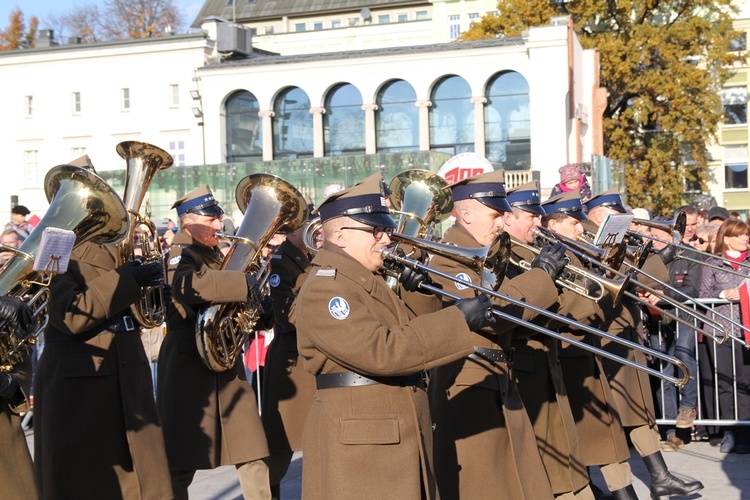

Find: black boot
<box><xmin>610</xmin><ymin>484</ymin><xmax>638</xmax><ymax>500</ymax></box>
<box><xmin>642</xmin><ymin>451</ymin><xmax>704</xmax><ymax>499</ymax></box>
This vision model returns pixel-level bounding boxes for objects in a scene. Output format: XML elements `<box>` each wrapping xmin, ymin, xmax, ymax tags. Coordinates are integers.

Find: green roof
<box><xmin>192</xmin><ymin>0</ymin><xmax>428</xmax><ymax>28</ymax></box>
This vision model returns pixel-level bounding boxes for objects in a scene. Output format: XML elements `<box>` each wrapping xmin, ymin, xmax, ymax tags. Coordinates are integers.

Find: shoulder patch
<box><xmin>316</xmin><ymin>269</ymin><xmax>336</xmax><ymax>277</ymax></box>
<box><xmin>328</xmin><ymin>297</ymin><xmax>350</xmax><ymax>320</ymax></box>
<box><xmin>169</xmin><ymin>255</ymin><xmax>181</xmax><ymax>266</ymax></box>
<box><xmin>269</xmin><ymin>274</ymin><xmax>281</xmax><ymax>288</ymax></box>
<box><xmin>455</xmin><ymin>272</ymin><xmax>472</xmax><ymax>291</ymax></box>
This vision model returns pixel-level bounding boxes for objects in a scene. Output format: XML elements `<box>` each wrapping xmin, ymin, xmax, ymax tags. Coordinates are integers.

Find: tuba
<box><xmin>114</xmin><ymin>141</ymin><xmax>173</xmax><ymax>329</ymax></box>
<box><xmin>0</xmin><ymin>165</ymin><xmax>129</xmax><ymax>371</ymax></box>
<box><xmin>196</xmin><ymin>173</ymin><xmax>308</xmax><ymax>372</ymax></box>
<box><xmin>388</xmin><ymin>169</ymin><xmax>453</xmax><ymax>238</ymax></box>
<box><xmin>385</xmin><ymin>169</ymin><xmax>453</xmax><ymax>291</ymax></box>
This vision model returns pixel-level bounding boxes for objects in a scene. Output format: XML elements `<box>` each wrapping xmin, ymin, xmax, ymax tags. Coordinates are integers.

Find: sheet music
<box><xmin>593</xmin><ymin>213</ymin><xmax>634</xmax><ymax>246</ymax></box>
<box><xmin>33</xmin><ymin>228</ymin><xmax>76</xmax><ymax>274</ymax></box>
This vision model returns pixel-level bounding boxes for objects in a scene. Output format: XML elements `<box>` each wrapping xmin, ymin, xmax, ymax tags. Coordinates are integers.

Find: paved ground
<box><xmin>26</xmin><ymin>431</ymin><xmax>750</xmax><ymax>499</ymax></box>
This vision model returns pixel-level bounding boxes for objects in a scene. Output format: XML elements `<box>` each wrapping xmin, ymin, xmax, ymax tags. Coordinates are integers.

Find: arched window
<box><xmin>376</xmin><ymin>80</ymin><xmax>418</xmax><ymax>152</ymax></box>
<box><xmin>485</xmin><ymin>72</ymin><xmax>531</xmax><ymax>169</ymax></box>
<box><xmin>226</xmin><ymin>91</ymin><xmax>262</xmax><ymax>162</ymax></box>
<box><xmin>429</xmin><ymin>76</ymin><xmax>474</xmax><ymax>155</ymax></box>
<box><xmin>324</xmin><ymin>83</ymin><xmax>365</xmax><ymax>155</ymax></box>
<box><xmin>273</xmin><ymin>87</ymin><xmax>313</xmax><ymax>159</ymax></box>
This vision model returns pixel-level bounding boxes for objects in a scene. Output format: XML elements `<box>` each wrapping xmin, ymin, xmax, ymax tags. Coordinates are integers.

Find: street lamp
<box><xmin>191</xmin><ymin>89</ymin><xmax>206</xmax><ymax>165</ymax></box>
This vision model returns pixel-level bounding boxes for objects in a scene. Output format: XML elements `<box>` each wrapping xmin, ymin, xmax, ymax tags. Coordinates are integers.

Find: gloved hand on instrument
<box><xmin>0</xmin><ymin>372</ymin><xmax>19</xmax><ymax>400</ymax></box>
<box><xmin>0</xmin><ymin>296</ymin><xmax>34</xmax><ymax>339</ymax></box>
<box><xmin>455</xmin><ymin>294</ymin><xmax>495</xmax><ymax>332</ymax></box>
<box><xmin>125</xmin><ymin>260</ymin><xmax>165</xmax><ymax>288</ymax></box>
<box><xmin>161</xmin><ymin>284</ymin><xmax>173</xmax><ymax>307</ymax></box>
<box><xmin>398</xmin><ymin>265</ymin><xmax>433</xmax><ymax>293</ymax></box>
<box><xmin>246</xmin><ymin>274</ymin><xmax>265</xmax><ymax>306</ymax></box>
<box><xmin>531</xmin><ymin>242</ymin><xmax>569</xmax><ymax>281</ymax></box>
<box><xmin>657</xmin><ymin>244</ymin><xmax>680</xmax><ymax>266</ymax></box>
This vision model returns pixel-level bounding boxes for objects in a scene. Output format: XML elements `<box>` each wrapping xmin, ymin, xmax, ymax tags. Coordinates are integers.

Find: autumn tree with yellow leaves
<box><xmin>0</xmin><ymin>8</ymin><xmax>38</xmax><ymax>50</ymax></box>
<box><xmin>2</xmin><ymin>0</ymin><xmax>182</xmax><ymax>47</ymax></box>
<box><xmin>463</xmin><ymin>0</ymin><xmax>742</xmax><ymax>213</ymax></box>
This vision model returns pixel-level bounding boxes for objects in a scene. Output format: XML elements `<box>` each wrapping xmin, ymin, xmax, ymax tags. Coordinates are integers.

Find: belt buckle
<box><xmin>507</xmin><ymin>347</ymin><xmax>515</xmax><ymax>365</ymax></box>
<box><xmin>123</xmin><ymin>316</ymin><xmax>135</xmax><ymax>332</ymax></box>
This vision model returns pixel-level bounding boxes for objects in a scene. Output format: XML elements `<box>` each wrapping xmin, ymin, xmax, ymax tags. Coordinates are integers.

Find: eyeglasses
<box><xmin>341</xmin><ymin>226</ymin><xmax>394</xmax><ymax>240</ymax></box>
<box><xmin>692</xmin><ymin>236</ymin><xmax>709</xmax><ymax>245</ymax></box>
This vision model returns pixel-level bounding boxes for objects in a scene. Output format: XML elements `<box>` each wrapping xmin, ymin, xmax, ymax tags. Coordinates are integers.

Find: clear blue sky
<box><xmin>0</xmin><ymin>0</ymin><xmax>205</xmax><ymax>31</ymax></box>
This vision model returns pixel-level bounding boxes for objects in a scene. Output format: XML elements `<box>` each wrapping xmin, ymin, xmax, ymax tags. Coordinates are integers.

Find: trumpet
<box><xmin>550</xmin><ymin>228</ymin><xmax>729</xmax><ymax>345</ymax></box>
<box><xmin>381</xmin><ymin>238</ymin><xmax>690</xmax><ymax>387</ymax></box>
<box><xmin>511</xmin><ymin>234</ymin><xmax>629</xmax><ymax>303</ymax></box>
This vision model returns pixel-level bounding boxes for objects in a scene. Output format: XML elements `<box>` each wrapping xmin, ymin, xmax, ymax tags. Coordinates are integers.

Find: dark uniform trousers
<box><xmin>428</xmin><ymin>225</ymin><xmax>556</xmax><ymax>499</ymax></box>
<box><xmin>261</xmin><ymin>240</ymin><xmax>316</xmax><ymax>487</ymax></box>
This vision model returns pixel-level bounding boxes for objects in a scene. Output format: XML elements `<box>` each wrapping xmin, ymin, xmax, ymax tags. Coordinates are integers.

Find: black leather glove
<box><xmin>125</xmin><ymin>260</ymin><xmax>165</xmax><ymax>287</ymax></box>
<box><xmin>531</xmin><ymin>242</ymin><xmax>569</xmax><ymax>281</ymax></box>
<box><xmin>0</xmin><ymin>296</ymin><xmax>34</xmax><ymax>339</ymax></box>
<box><xmin>161</xmin><ymin>284</ymin><xmax>173</xmax><ymax>307</ymax></box>
<box><xmin>399</xmin><ymin>265</ymin><xmax>431</xmax><ymax>293</ymax></box>
<box><xmin>455</xmin><ymin>294</ymin><xmax>495</xmax><ymax>332</ymax></box>
<box><xmin>246</xmin><ymin>275</ymin><xmax>264</xmax><ymax>306</ymax></box>
<box><xmin>657</xmin><ymin>244</ymin><xmax>679</xmax><ymax>265</ymax></box>
<box><xmin>0</xmin><ymin>373</ymin><xmax>18</xmax><ymax>400</ymax></box>
<box><xmin>257</xmin><ymin>295</ymin><xmax>274</xmax><ymax>329</ymax></box>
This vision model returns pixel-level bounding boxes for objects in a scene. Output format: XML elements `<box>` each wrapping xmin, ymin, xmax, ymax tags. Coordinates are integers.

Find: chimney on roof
<box><xmin>37</xmin><ymin>29</ymin><xmax>58</xmax><ymax>48</ymax></box>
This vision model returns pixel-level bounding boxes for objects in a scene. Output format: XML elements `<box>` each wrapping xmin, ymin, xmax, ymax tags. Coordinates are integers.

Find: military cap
<box><xmin>583</xmin><ymin>188</ymin><xmax>626</xmax><ymax>214</ymax></box>
<box><xmin>171</xmin><ymin>185</ymin><xmax>224</xmax><ymax>217</ymax></box>
<box><xmin>449</xmin><ymin>168</ymin><xmax>511</xmax><ymax>213</ymax></box>
<box><xmin>315</xmin><ymin>172</ymin><xmax>396</xmax><ymax>228</ymax></box>
<box><xmin>542</xmin><ymin>190</ymin><xmax>587</xmax><ymax>222</ymax></box>
<box><xmin>506</xmin><ymin>181</ymin><xmax>545</xmax><ymax>215</ymax></box>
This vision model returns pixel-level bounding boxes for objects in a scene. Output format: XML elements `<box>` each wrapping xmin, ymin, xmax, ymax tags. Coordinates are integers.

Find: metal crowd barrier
<box><xmin>651</xmin><ymin>298</ymin><xmax>750</xmax><ymax>427</ymax></box>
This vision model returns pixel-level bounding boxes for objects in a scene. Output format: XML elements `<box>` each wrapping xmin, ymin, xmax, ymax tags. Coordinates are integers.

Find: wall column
<box><xmin>362</xmin><ymin>103</ymin><xmax>378</xmax><ymax>154</ymax></box>
<box><xmin>471</xmin><ymin>96</ymin><xmax>487</xmax><ymax>157</ymax></box>
<box><xmin>311</xmin><ymin>107</ymin><xmax>326</xmax><ymax>158</ymax></box>
<box><xmin>416</xmin><ymin>100</ymin><xmax>432</xmax><ymax>151</ymax></box>
<box><xmin>259</xmin><ymin>110</ymin><xmax>275</xmax><ymax>161</ymax></box>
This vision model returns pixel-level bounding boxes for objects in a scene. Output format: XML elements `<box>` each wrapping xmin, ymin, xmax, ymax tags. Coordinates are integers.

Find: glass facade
<box><xmin>429</xmin><ymin>76</ymin><xmax>474</xmax><ymax>155</ymax></box>
<box><xmin>97</xmin><ymin>151</ymin><xmax>454</xmax><ymax>222</ymax></box>
<box><xmin>226</xmin><ymin>90</ymin><xmax>262</xmax><ymax>162</ymax></box>
<box><xmin>324</xmin><ymin>84</ymin><xmax>365</xmax><ymax>155</ymax></box>
<box><xmin>273</xmin><ymin>87</ymin><xmax>313</xmax><ymax>158</ymax></box>
<box><xmin>376</xmin><ymin>80</ymin><xmax>418</xmax><ymax>152</ymax></box>
<box><xmin>485</xmin><ymin>71</ymin><xmax>531</xmax><ymax>170</ymax></box>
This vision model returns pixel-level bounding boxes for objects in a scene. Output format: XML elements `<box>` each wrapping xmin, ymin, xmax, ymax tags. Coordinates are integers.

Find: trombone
<box><xmin>382</xmin><ymin>234</ymin><xmax>690</xmax><ymax>388</ymax></box>
<box><xmin>544</xmin><ymin>227</ymin><xmax>730</xmax><ymax>345</ymax></box>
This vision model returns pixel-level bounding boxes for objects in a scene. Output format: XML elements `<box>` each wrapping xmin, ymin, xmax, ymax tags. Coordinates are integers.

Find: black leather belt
<box><xmin>316</xmin><ymin>371</ymin><xmax>425</xmax><ymax>390</ymax></box>
<box><xmin>469</xmin><ymin>346</ymin><xmax>513</xmax><ymax>364</ymax></box>
<box><xmin>106</xmin><ymin>315</ymin><xmax>137</xmax><ymax>333</ymax></box>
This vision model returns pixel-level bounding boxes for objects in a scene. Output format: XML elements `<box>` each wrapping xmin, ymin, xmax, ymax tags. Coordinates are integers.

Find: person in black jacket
<box><xmin>646</xmin><ymin>209</ymin><xmax>702</xmax><ymax>452</ymax></box>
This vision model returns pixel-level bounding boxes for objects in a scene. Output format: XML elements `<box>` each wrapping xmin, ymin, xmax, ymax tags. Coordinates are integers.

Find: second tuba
<box><xmin>196</xmin><ymin>173</ymin><xmax>308</xmax><ymax>372</ymax></box>
<box><xmin>0</xmin><ymin>164</ymin><xmax>129</xmax><ymax>371</ymax></box>
<box><xmin>114</xmin><ymin>141</ymin><xmax>173</xmax><ymax>329</ymax></box>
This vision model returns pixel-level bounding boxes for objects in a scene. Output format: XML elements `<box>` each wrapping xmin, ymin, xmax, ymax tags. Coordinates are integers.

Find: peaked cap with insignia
<box><xmin>583</xmin><ymin>188</ymin><xmax>626</xmax><ymax>214</ymax></box>
<box><xmin>506</xmin><ymin>181</ymin><xmax>545</xmax><ymax>215</ymax></box>
<box><xmin>171</xmin><ymin>185</ymin><xmax>224</xmax><ymax>217</ymax></box>
<box><xmin>449</xmin><ymin>168</ymin><xmax>511</xmax><ymax>213</ymax></box>
<box><xmin>542</xmin><ymin>189</ymin><xmax>587</xmax><ymax>222</ymax></box>
<box><xmin>314</xmin><ymin>172</ymin><xmax>396</xmax><ymax>228</ymax></box>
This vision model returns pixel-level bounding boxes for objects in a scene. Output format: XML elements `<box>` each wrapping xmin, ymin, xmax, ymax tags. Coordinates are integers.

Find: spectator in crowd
<box><xmin>697</xmin><ymin>209</ymin><xmax>709</xmax><ymax>225</ymax></box>
<box><xmin>699</xmin><ymin>218</ymin><xmax>750</xmax><ymax>454</ymax></box>
<box><xmin>693</xmin><ymin>223</ymin><xmax>720</xmax><ymax>255</ymax></box>
<box><xmin>730</xmin><ymin>211</ymin><xmax>743</xmax><ymax>220</ymax></box>
<box><xmin>5</xmin><ymin>205</ymin><xmax>33</xmax><ymax>239</ymax></box>
<box><xmin>708</xmin><ymin>206</ymin><xmax>730</xmax><ymax>224</ymax></box>
<box><xmin>647</xmin><ymin>211</ymin><xmax>702</xmax><ymax>452</ymax></box>
<box><xmin>0</xmin><ymin>228</ymin><xmax>25</xmax><ymax>265</ymax></box>
<box><xmin>549</xmin><ymin>163</ymin><xmax>593</xmax><ymax>201</ymax></box>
